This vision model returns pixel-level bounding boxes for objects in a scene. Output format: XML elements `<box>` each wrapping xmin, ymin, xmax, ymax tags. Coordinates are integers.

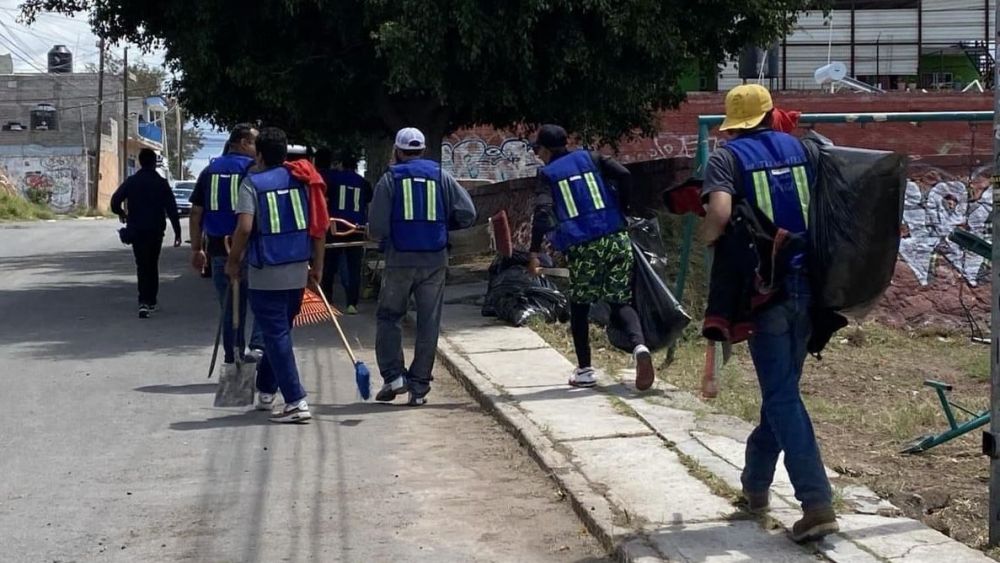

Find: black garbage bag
<box><xmin>591</xmin><ymin>216</ymin><xmax>670</xmax><ymax>327</ymax></box>
<box><xmin>606</xmin><ymin>242</ymin><xmax>691</xmax><ymax>353</ymax></box>
<box><xmin>482</xmin><ymin>251</ymin><xmax>569</xmax><ymax>327</ymax></box>
<box><xmin>805</xmin><ymin>132</ymin><xmax>906</xmax><ymax>316</ymax></box>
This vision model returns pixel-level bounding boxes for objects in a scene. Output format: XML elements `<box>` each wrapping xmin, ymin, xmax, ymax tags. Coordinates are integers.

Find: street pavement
<box><xmin>0</xmin><ymin>218</ymin><xmax>608</xmax><ymax>563</ymax></box>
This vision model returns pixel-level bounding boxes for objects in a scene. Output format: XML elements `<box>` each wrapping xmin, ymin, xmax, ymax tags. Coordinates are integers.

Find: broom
<box><xmin>313</xmin><ymin>283</ymin><xmax>371</xmax><ymax>400</ymax></box>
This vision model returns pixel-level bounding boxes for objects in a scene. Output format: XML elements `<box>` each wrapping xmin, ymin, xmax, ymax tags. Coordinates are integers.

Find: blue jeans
<box><xmin>375</xmin><ymin>267</ymin><xmax>446</xmax><ymax>397</ymax></box>
<box><xmin>742</xmin><ymin>273</ymin><xmax>833</xmax><ymax>511</ymax></box>
<box><xmin>250</xmin><ymin>288</ymin><xmax>307</xmax><ymax>404</ymax></box>
<box><xmin>211</xmin><ymin>256</ymin><xmax>263</xmax><ymax>363</ymax></box>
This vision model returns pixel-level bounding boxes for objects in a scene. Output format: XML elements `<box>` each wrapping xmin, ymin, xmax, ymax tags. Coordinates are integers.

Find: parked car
<box><xmin>172</xmin><ymin>181</ymin><xmax>195</xmax><ymax>216</ymax></box>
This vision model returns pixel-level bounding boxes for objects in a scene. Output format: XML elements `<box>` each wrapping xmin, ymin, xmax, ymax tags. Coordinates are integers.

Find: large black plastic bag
<box><xmin>482</xmin><ymin>251</ymin><xmax>569</xmax><ymax>327</ymax></box>
<box><xmin>806</xmin><ymin>132</ymin><xmax>906</xmax><ymax>316</ymax></box>
<box><xmin>606</xmin><ymin>242</ymin><xmax>691</xmax><ymax>353</ymax></box>
<box><xmin>627</xmin><ymin>216</ymin><xmax>669</xmax><ymax>278</ymax></box>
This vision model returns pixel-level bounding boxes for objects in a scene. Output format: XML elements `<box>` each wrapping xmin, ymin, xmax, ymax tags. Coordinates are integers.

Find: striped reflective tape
<box><xmin>289</xmin><ymin>189</ymin><xmax>306</xmax><ymax>230</ymax></box>
<box><xmin>558</xmin><ymin>179</ymin><xmax>579</xmax><ymax>218</ymax></box>
<box><xmin>751</xmin><ymin>171</ymin><xmax>774</xmax><ymax>222</ymax></box>
<box><xmin>402</xmin><ymin>178</ymin><xmax>414</xmax><ymax>220</ymax></box>
<box><xmin>584</xmin><ymin>172</ymin><xmax>605</xmax><ymax>210</ymax></box>
<box><xmin>229</xmin><ymin>176</ymin><xmax>239</xmax><ymax>210</ymax></box>
<box><xmin>792</xmin><ymin>165</ymin><xmax>810</xmax><ymax>228</ymax></box>
<box><xmin>265</xmin><ymin>192</ymin><xmax>281</xmax><ymax>233</ymax></box>
<box><xmin>339</xmin><ymin>185</ymin><xmax>347</xmax><ymax>211</ymax></box>
<box><xmin>353</xmin><ymin>187</ymin><xmax>361</xmax><ymax>212</ymax></box>
<box><xmin>209</xmin><ymin>175</ymin><xmax>220</xmax><ymax>210</ymax></box>
<box><xmin>426</xmin><ymin>180</ymin><xmax>437</xmax><ymax>221</ymax></box>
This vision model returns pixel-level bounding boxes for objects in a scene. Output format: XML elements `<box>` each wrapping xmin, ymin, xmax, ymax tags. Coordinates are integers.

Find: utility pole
<box><xmin>175</xmin><ymin>103</ymin><xmax>184</xmax><ymax>179</ymax></box>
<box><xmin>91</xmin><ymin>37</ymin><xmax>105</xmax><ymax>210</ymax></box>
<box><xmin>121</xmin><ymin>45</ymin><xmax>128</xmax><ymax>180</ymax></box>
<box><xmin>989</xmin><ymin>0</ymin><xmax>1000</xmax><ymax>547</ymax></box>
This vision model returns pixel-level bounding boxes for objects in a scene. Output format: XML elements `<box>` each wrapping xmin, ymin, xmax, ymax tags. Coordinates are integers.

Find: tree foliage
<box><xmin>22</xmin><ymin>0</ymin><xmax>819</xmax><ymax>154</ymax></box>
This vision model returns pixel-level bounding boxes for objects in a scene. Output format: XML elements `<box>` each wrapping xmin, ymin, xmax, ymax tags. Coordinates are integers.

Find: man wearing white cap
<box><xmin>368</xmin><ymin>127</ymin><xmax>476</xmax><ymax>406</ymax></box>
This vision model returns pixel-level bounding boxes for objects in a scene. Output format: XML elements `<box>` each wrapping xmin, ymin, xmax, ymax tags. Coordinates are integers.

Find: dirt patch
<box><xmin>532</xmin><ymin>320</ymin><xmax>994</xmax><ymax>556</ymax></box>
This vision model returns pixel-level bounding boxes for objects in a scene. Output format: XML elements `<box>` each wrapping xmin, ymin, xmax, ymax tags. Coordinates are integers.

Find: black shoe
<box><xmin>375</xmin><ymin>376</ymin><xmax>407</xmax><ymax>402</ymax></box>
<box><xmin>138</xmin><ymin>304</ymin><xmax>150</xmax><ymax>319</ymax></box>
<box><xmin>406</xmin><ymin>393</ymin><xmax>427</xmax><ymax>407</ymax></box>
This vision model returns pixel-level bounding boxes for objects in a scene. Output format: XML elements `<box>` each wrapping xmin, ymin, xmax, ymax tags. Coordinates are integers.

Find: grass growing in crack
<box><xmin>606</xmin><ymin>395</ymin><xmax>640</xmax><ymax>419</ymax></box>
<box><xmin>673</xmin><ymin>447</ymin><xmax>741</xmax><ymax>504</ymax></box>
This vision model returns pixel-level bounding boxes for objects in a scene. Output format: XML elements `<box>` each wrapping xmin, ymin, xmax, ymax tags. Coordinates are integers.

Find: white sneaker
<box><xmin>256</xmin><ymin>392</ymin><xmax>277</xmax><ymax>411</ymax></box>
<box><xmin>568</xmin><ymin>367</ymin><xmax>597</xmax><ymax>388</ymax></box>
<box><xmin>270</xmin><ymin>399</ymin><xmax>311</xmax><ymax>423</ymax></box>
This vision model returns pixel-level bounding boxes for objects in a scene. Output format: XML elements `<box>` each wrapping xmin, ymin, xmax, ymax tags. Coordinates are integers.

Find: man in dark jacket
<box><xmin>527</xmin><ymin>124</ymin><xmax>653</xmax><ymax>391</ymax></box>
<box><xmin>111</xmin><ymin>148</ymin><xmax>182</xmax><ymax>318</ymax></box>
<box><xmin>702</xmin><ymin>84</ymin><xmax>837</xmax><ymax>543</ymax></box>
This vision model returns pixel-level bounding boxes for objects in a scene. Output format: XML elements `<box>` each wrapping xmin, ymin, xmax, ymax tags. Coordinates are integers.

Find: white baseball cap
<box><xmin>394</xmin><ymin>127</ymin><xmax>426</xmax><ymax>151</ymax></box>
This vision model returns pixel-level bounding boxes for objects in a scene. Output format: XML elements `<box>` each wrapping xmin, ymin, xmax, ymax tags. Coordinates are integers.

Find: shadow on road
<box><xmin>310</xmin><ymin>401</ymin><xmax>479</xmax><ymax>416</ymax></box>
<box><xmin>169</xmin><ymin>411</ymin><xmax>271</xmax><ymax>431</ymax></box>
<box><xmin>135</xmin><ymin>383</ymin><xmax>217</xmax><ymax>395</ymax></box>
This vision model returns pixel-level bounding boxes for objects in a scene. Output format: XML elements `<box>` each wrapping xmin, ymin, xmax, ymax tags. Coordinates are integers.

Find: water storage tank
<box><xmin>30</xmin><ymin>103</ymin><xmax>58</xmax><ymax>131</ymax></box>
<box><xmin>47</xmin><ymin>45</ymin><xmax>72</xmax><ymax>73</ymax></box>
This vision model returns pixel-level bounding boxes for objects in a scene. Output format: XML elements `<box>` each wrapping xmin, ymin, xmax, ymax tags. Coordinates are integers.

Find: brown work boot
<box><xmin>741</xmin><ymin>490</ymin><xmax>770</xmax><ymax>514</ymax></box>
<box><xmin>634</xmin><ymin>345</ymin><xmax>655</xmax><ymax>391</ymax></box>
<box><xmin>791</xmin><ymin>506</ymin><xmax>839</xmax><ymax>543</ymax></box>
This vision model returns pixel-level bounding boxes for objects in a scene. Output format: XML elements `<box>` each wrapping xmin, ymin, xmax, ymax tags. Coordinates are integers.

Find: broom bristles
<box><xmin>293</xmin><ymin>288</ymin><xmax>340</xmax><ymax>327</ymax></box>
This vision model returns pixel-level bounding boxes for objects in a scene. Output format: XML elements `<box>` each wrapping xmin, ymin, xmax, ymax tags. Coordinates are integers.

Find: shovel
<box><xmin>214</xmin><ymin>282</ymin><xmax>257</xmax><ymax>407</ymax></box>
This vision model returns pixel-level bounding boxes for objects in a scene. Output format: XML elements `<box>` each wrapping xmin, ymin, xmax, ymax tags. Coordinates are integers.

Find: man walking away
<box><xmin>318</xmin><ymin>148</ymin><xmax>372</xmax><ymax>314</ymax></box>
<box><xmin>226</xmin><ymin>127</ymin><xmax>329</xmax><ymax>423</ymax></box>
<box><xmin>189</xmin><ymin>124</ymin><xmax>263</xmax><ymax>372</ymax></box>
<box><xmin>111</xmin><ymin>148</ymin><xmax>181</xmax><ymax>318</ymax></box>
<box><xmin>369</xmin><ymin>127</ymin><xmax>476</xmax><ymax>406</ymax></box>
<box><xmin>527</xmin><ymin>124</ymin><xmax>653</xmax><ymax>391</ymax></box>
<box><xmin>702</xmin><ymin>84</ymin><xmax>837</xmax><ymax>542</ymax></box>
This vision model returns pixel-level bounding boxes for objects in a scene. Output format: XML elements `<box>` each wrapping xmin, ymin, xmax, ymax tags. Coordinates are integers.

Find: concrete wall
<box><xmin>0</xmin><ymin>148</ymin><xmax>89</xmax><ymax>212</ymax></box>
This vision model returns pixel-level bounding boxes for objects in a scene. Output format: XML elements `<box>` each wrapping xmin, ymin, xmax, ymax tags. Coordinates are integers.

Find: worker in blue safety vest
<box><xmin>226</xmin><ymin>127</ymin><xmax>328</xmax><ymax>423</ymax></box>
<box><xmin>701</xmin><ymin>84</ymin><xmax>838</xmax><ymax>542</ymax></box>
<box><xmin>316</xmin><ymin>147</ymin><xmax>371</xmax><ymax>314</ymax></box>
<box><xmin>527</xmin><ymin>124</ymin><xmax>654</xmax><ymax>391</ymax></box>
<box><xmin>368</xmin><ymin>127</ymin><xmax>477</xmax><ymax>406</ymax></box>
<box><xmin>190</xmin><ymin>124</ymin><xmax>264</xmax><ymax>374</ymax></box>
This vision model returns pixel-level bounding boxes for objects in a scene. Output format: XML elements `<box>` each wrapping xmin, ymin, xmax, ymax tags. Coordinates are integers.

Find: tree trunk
<box><xmin>363</xmin><ymin>134</ymin><xmax>394</xmax><ymax>184</ymax></box>
<box><xmin>375</xmin><ymin>92</ymin><xmax>449</xmax><ymax>163</ymax></box>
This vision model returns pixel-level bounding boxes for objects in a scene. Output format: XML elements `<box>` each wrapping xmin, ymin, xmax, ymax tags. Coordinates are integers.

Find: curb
<box><xmin>435</xmin><ymin>335</ymin><xmax>664</xmax><ymax>562</ymax></box>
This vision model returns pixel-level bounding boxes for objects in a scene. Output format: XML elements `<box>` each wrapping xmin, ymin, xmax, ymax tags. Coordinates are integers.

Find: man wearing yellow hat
<box><xmin>702</xmin><ymin>84</ymin><xmax>838</xmax><ymax>542</ymax></box>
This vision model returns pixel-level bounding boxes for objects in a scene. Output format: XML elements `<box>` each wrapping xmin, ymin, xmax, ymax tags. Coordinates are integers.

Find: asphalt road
<box><xmin>0</xmin><ymin>218</ymin><xmax>607</xmax><ymax>563</ymax></box>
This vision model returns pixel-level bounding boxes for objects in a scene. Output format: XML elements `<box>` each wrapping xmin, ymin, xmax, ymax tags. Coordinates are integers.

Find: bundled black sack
<box><xmin>805</xmin><ymin>132</ymin><xmax>906</xmax><ymax>316</ymax></box>
<box><xmin>606</xmin><ymin>241</ymin><xmax>691</xmax><ymax>353</ymax></box>
<box><xmin>482</xmin><ymin>251</ymin><xmax>569</xmax><ymax>327</ymax></box>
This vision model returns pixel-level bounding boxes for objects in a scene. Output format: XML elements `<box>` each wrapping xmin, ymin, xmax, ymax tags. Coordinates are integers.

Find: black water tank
<box><xmin>30</xmin><ymin>103</ymin><xmax>58</xmax><ymax>131</ymax></box>
<box><xmin>47</xmin><ymin>45</ymin><xmax>72</xmax><ymax>73</ymax></box>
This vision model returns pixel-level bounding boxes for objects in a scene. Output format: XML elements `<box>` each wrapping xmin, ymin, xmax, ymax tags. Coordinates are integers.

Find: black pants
<box><xmin>321</xmin><ymin>246</ymin><xmax>364</xmax><ymax>307</ymax></box>
<box><xmin>570</xmin><ymin>302</ymin><xmax>644</xmax><ymax>368</ymax></box>
<box><xmin>131</xmin><ymin>235</ymin><xmax>163</xmax><ymax>306</ymax></box>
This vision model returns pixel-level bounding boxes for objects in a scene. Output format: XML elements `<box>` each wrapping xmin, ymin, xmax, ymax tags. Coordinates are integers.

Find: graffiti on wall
<box><xmin>618</xmin><ymin>134</ymin><xmax>723</xmax><ymax>164</ymax></box>
<box><xmin>442</xmin><ymin>135</ymin><xmax>540</xmax><ymax>182</ymax></box>
<box><xmin>0</xmin><ymin>155</ymin><xmax>87</xmax><ymax>213</ymax></box>
<box><xmin>899</xmin><ymin>167</ymin><xmax>993</xmax><ymax>287</ymax></box>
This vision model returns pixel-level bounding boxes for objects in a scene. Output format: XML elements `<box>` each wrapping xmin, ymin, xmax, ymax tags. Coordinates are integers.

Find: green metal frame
<box><xmin>902</xmin><ymin>380</ymin><xmax>990</xmax><ymax>454</ymax></box>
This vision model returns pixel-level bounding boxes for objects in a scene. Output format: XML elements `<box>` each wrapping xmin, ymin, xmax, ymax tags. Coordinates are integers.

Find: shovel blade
<box><xmin>213</xmin><ymin>363</ymin><xmax>257</xmax><ymax>407</ymax></box>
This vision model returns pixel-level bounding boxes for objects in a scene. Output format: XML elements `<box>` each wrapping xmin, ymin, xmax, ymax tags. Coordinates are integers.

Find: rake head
<box><xmin>294</xmin><ymin>288</ymin><xmax>340</xmax><ymax>327</ymax></box>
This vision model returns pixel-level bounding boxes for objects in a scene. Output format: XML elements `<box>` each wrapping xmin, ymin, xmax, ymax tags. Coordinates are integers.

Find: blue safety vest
<box><xmin>540</xmin><ymin>150</ymin><xmax>624</xmax><ymax>252</ymax></box>
<box><xmin>201</xmin><ymin>153</ymin><xmax>254</xmax><ymax>237</ymax></box>
<box><xmin>389</xmin><ymin>159</ymin><xmax>447</xmax><ymax>252</ymax></box>
<box><xmin>725</xmin><ymin>130</ymin><xmax>813</xmax><ymax>235</ymax></box>
<box><xmin>246</xmin><ymin>166</ymin><xmax>312</xmax><ymax>268</ymax></box>
<box><xmin>323</xmin><ymin>169</ymin><xmax>367</xmax><ymax>226</ymax></box>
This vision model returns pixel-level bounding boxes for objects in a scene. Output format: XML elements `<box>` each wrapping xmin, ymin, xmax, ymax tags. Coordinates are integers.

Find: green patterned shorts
<box><xmin>567</xmin><ymin>231</ymin><xmax>633</xmax><ymax>304</ymax></box>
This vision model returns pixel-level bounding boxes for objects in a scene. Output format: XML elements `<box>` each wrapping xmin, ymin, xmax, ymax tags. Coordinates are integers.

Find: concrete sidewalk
<box><xmin>435</xmin><ymin>282</ymin><xmax>991</xmax><ymax>562</ymax></box>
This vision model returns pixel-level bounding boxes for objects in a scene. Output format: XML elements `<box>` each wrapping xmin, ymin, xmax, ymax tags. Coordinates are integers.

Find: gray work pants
<box><xmin>375</xmin><ymin>266</ymin><xmax>446</xmax><ymax>397</ymax></box>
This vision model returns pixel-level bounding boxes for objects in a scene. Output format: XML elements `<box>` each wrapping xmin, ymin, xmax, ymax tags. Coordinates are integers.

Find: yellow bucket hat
<box><xmin>719</xmin><ymin>84</ymin><xmax>774</xmax><ymax>131</ymax></box>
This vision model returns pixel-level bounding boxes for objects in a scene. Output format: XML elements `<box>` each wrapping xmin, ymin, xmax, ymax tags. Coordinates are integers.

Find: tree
<box><xmin>23</xmin><ymin>0</ymin><xmax>818</xmax><ymax>160</ymax></box>
<box><xmin>85</xmin><ymin>56</ymin><xmax>204</xmax><ymax>178</ymax></box>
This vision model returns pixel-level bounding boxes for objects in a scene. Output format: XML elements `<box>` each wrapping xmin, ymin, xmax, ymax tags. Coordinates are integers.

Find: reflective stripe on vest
<box><xmin>335</xmin><ymin>185</ymin><xmax>363</xmax><ymax>213</ymax></box>
<box><xmin>398</xmin><ymin>178</ymin><xmax>438</xmax><ymax>222</ymax></box>
<box><xmin>262</xmin><ymin>189</ymin><xmax>307</xmax><ymax>234</ymax></box>
<box><xmin>209</xmin><ymin>174</ymin><xmax>239</xmax><ymax>211</ymax></box>
<box><xmin>557</xmin><ymin>171</ymin><xmax>604</xmax><ymax>219</ymax></box>
<box><xmin>750</xmin><ymin>165</ymin><xmax>810</xmax><ymax>228</ymax></box>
